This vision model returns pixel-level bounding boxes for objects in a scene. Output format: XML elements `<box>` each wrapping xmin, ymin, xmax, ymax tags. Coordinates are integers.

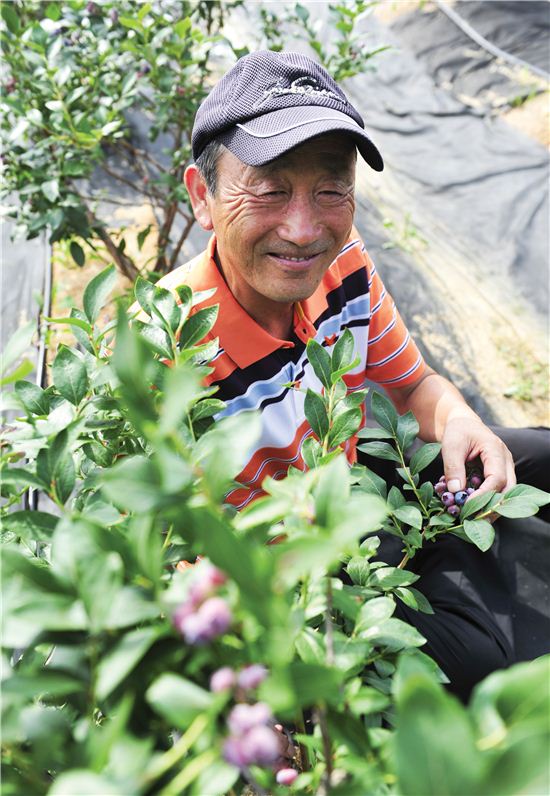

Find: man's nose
<box><xmin>277</xmin><ymin>196</ymin><xmax>321</xmax><ymax>247</ymax></box>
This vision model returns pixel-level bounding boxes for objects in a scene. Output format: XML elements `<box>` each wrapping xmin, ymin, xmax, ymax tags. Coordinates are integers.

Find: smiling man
<box><xmin>158</xmin><ymin>51</ymin><xmax>548</xmax><ymax>699</ymax></box>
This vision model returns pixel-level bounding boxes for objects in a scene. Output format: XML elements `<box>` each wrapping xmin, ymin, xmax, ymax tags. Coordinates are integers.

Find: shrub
<box><xmin>1</xmin><ymin>0</ymin><xmax>386</xmax><ymax>279</ymax></box>
<box><xmin>2</xmin><ymin>268</ymin><xmax>549</xmax><ymax>794</ymax></box>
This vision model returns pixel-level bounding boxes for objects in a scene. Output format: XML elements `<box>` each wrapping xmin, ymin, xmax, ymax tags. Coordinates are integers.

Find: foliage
<box><xmin>2</xmin><ymin>268</ymin><xmax>549</xmax><ymax>794</ymax></box>
<box><xmin>1</xmin><ymin>0</ymin><xmax>386</xmax><ymax>280</ymax></box>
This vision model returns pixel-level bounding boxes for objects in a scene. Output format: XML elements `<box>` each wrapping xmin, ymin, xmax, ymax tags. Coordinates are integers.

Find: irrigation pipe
<box><xmin>434</xmin><ymin>0</ymin><xmax>550</xmax><ymax>82</ymax></box>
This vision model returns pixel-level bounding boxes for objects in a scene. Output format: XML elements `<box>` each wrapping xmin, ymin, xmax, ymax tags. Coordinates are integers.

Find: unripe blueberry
<box><xmin>179</xmin><ymin>612</ymin><xmax>210</xmax><ymax>645</ymax></box>
<box><xmin>447</xmin><ymin>505</ymin><xmax>460</xmax><ymax>517</ymax></box>
<box><xmin>238</xmin><ymin>664</ymin><xmax>268</xmax><ymax>690</ymax></box>
<box><xmin>469</xmin><ymin>474</ymin><xmax>482</xmax><ymax>489</ymax></box>
<box><xmin>245</xmin><ymin>724</ymin><xmax>281</xmax><ymax>765</ymax></box>
<box><xmin>277</xmin><ymin>768</ymin><xmax>299</xmax><ymax>786</ymax></box>
<box><xmin>441</xmin><ymin>491</ymin><xmax>455</xmax><ymax>506</ymax></box>
<box><xmin>454</xmin><ymin>490</ymin><xmax>469</xmax><ymax>506</ymax></box>
<box><xmin>198</xmin><ymin>597</ymin><xmax>232</xmax><ymax>636</ymax></box>
<box><xmin>109</xmin><ymin>8</ymin><xmax>119</xmax><ymax>23</ymax></box>
<box><xmin>434</xmin><ymin>482</ymin><xmax>447</xmax><ymax>495</ymax></box>
<box><xmin>223</xmin><ymin>735</ymin><xmax>249</xmax><ymax>768</ymax></box>
<box><xmin>210</xmin><ymin>667</ymin><xmax>236</xmax><ymax>692</ymax></box>
<box><xmin>228</xmin><ymin>702</ymin><xmax>272</xmax><ymax>734</ymax></box>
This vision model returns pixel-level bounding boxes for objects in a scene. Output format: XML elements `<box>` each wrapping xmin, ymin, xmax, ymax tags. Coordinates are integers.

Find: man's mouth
<box><xmin>267</xmin><ymin>251</ymin><xmax>324</xmax><ymax>268</ymax></box>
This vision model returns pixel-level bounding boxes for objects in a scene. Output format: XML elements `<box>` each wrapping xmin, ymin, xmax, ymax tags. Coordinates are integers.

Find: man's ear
<box><xmin>184</xmin><ymin>164</ymin><xmax>213</xmax><ymax>231</ymax></box>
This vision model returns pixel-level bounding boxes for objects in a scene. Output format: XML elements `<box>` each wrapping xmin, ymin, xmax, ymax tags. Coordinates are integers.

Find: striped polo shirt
<box><xmin>158</xmin><ymin>230</ymin><xmax>425</xmax><ymax>509</ymax></box>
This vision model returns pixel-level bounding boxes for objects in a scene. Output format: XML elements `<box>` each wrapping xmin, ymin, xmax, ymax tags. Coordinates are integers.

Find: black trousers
<box><xmin>357</xmin><ymin>426</ymin><xmax>550</xmax><ymax>702</ymax></box>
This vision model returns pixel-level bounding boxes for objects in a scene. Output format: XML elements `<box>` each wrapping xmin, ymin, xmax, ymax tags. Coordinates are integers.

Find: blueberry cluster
<box><xmin>172</xmin><ymin>562</ymin><xmax>232</xmax><ymax>645</ymax></box>
<box><xmin>223</xmin><ymin>703</ymin><xmax>298</xmax><ymax>785</ymax></box>
<box><xmin>434</xmin><ymin>472</ymin><xmax>482</xmax><ymax>517</ymax></box>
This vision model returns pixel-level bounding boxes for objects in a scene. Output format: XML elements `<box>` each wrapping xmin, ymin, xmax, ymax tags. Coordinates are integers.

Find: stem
<box><xmin>144</xmin><ymin>713</ymin><xmax>209</xmax><ymax>786</ymax></box>
<box><xmin>157</xmin><ymin>748</ymin><xmax>217</xmax><ymax>796</ymax></box>
<box><xmin>325</xmin><ymin>578</ymin><xmax>334</xmax><ymax>666</ymax></box>
<box><xmin>316</xmin><ymin>707</ymin><xmax>333</xmax><ymax>794</ymax></box>
<box><xmin>396</xmin><ymin>444</ymin><xmax>428</xmax><ymax>516</ymax></box>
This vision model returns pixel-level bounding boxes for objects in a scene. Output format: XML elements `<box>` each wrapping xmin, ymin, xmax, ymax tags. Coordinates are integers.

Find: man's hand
<box><xmin>441</xmin><ymin>415</ymin><xmax>516</xmax><ymax>496</ymax></box>
<box><xmin>386</xmin><ymin>368</ymin><xmax>517</xmax><ymax>498</ymax></box>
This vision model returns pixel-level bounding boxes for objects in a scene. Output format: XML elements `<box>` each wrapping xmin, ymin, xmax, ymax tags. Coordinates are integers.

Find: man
<box><xmin>159</xmin><ymin>51</ymin><xmax>547</xmax><ymax>699</ymax></box>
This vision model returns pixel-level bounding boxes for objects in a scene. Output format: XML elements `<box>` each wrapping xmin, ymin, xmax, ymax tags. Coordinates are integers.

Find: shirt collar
<box><xmin>191</xmin><ymin>235</ymin><xmax>312</xmax><ymax>369</ymax></box>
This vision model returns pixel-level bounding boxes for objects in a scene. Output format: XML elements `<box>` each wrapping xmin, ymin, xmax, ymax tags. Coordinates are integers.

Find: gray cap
<box><xmin>191</xmin><ymin>50</ymin><xmax>383</xmax><ymax>171</ymax></box>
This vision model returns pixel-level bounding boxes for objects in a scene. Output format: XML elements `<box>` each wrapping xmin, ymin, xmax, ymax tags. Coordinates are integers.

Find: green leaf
<box><xmin>146</xmin><ymin>674</ymin><xmax>213</xmax><ymax>730</ymax></box>
<box><xmin>304</xmin><ymin>388</ymin><xmax>329</xmax><ymax>439</ymax></box>
<box><xmin>393</xmin><ymin>505</ymin><xmax>423</xmax><ymax>530</ymax></box>
<box><xmin>463</xmin><ymin>519</ymin><xmax>495</xmax><ymax>552</ymax></box>
<box><xmin>137</xmin><ymin>224</ymin><xmax>152</xmax><ymax>251</ymax></box>
<box><xmin>368</xmin><ymin>566</ymin><xmax>419</xmax><ymax>590</ymax></box>
<box><xmin>41</xmin><ymin>179</ymin><xmax>59</xmax><ymax>202</ymax></box>
<box><xmin>45</xmin><ymin>315</ymin><xmax>92</xmax><ymax>335</ymax></box>
<box><xmin>175</xmin><ymin>285</ymin><xmax>193</xmax><ymax>325</ymax></box>
<box><xmin>349</xmin><ymin>686</ymin><xmax>390</xmax><ymax>716</ymax></box>
<box><xmin>359</xmin><ymin>466</ymin><xmax>387</xmax><ymax>499</ymax></box>
<box><xmin>495</xmin><ymin>498</ymin><xmax>539</xmax><ymax>519</ymax></box>
<box><xmin>331</xmin><ymin>328</ymin><xmax>355</xmax><ymax>372</ymax></box>
<box><xmin>346</xmin><ymin>556</ymin><xmax>371</xmax><ymax>586</ymax></box>
<box><xmin>302</xmin><ymin>435</ymin><xmax>323</xmax><ymax>469</ymax></box>
<box><xmin>134</xmin><ymin>320</ymin><xmax>173</xmax><ymax>359</ymax></box>
<box><xmin>395</xmin><ymin>586</ymin><xmax>434</xmax><ymax>614</ymax></box>
<box><xmin>2</xmin><ymin>511</ymin><xmax>59</xmax><ymax>542</ymax></box>
<box><xmin>314</xmin><ymin>454</ymin><xmax>350</xmax><ymax>527</ymax></box>
<box><xmin>83</xmin><ymin>264</ymin><xmax>117</xmax><ymax>324</ymax></box>
<box><xmin>178</xmin><ymin>305</ymin><xmax>218</xmax><ymax>349</ymax></box>
<box><xmin>0</xmin><ymin>358</ymin><xmax>34</xmax><ymax>386</ymax></box>
<box><xmin>459</xmin><ymin>490</ymin><xmax>497</xmax><ymax>520</ymax></box>
<box><xmin>101</xmin><ymin>456</ymin><xmax>163</xmax><ymax>513</ymax></box>
<box><xmin>151</xmin><ymin>285</ymin><xmax>181</xmax><ymax>333</ymax></box>
<box><xmin>371</xmin><ymin>390</ymin><xmax>398</xmax><ymax>435</ymax></box>
<box><xmin>1</xmin><ymin>3</ymin><xmax>20</xmax><ymax>33</ymax></box>
<box><xmin>306</xmin><ymin>337</ymin><xmax>332</xmax><ymax>390</ymax></box>
<box><xmin>501</xmin><ymin>484</ymin><xmax>550</xmax><ymax>507</ymax></box>
<box><xmin>49</xmin><ymin>771</ymin><xmax>125</xmax><ymax>796</ymax></box>
<box><xmin>69</xmin><ymin>241</ymin><xmax>85</xmax><ymax>267</ymax></box>
<box><xmin>355</xmin><ymin>595</ymin><xmax>395</xmax><ymax>632</ymax></box>
<box><xmin>409</xmin><ymin>443</ymin><xmax>441</xmax><ymax>476</ymax></box>
<box><xmin>96</xmin><ymin>627</ymin><xmax>164</xmax><ymax>700</ymax></box>
<box><xmin>135</xmin><ymin>276</ymin><xmax>156</xmax><ymax>315</ymax></box>
<box><xmin>387</xmin><ymin>486</ymin><xmax>405</xmax><ymax>509</ymax></box>
<box><xmin>295</xmin><ymin>627</ymin><xmax>326</xmax><ymax>664</ymax></box>
<box><xmin>52</xmin><ymin>346</ymin><xmax>89</xmax><ymax>404</ymax></box>
<box><xmin>394</xmin><ymin>663</ymin><xmax>484</xmax><ymax>795</ymax></box>
<box><xmin>362</xmin><ymin>617</ymin><xmax>426</xmax><ymax>650</ymax></box>
<box><xmin>191</xmin><ymin>398</ymin><xmax>226</xmax><ymax>422</ymax></box>
<box><xmin>1</xmin><ymin>321</ymin><xmax>35</xmax><ymax>376</ymax></box>
<box><xmin>0</xmin><ymin>468</ymin><xmax>46</xmax><ymax>490</ymax></box>
<box><xmin>357</xmin><ymin>440</ymin><xmax>401</xmax><ymax>463</ymax></box>
<box><xmin>356</xmin><ymin>425</ymin><xmax>394</xmax><ymax>440</ymax></box>
<box><xmin>36</xmin><ymin>431</ymin><xmax>75</xmax><ymax>504</ymax></box>
<box><xmin>327</xmin><ymin>407</ymin><xmax>362</xmax><ymax>449</ymax></box>
<box><xmin>396</xmin><ymin>410</ymin><xmax>419</xmax><ymax>452</ymax></box>
<box><xmin>14</xmin><ymin>381</ymin><xmax>50</xmax><ymax>415</ymax></box>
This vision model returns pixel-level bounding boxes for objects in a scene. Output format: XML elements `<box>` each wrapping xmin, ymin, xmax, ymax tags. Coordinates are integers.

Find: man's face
<box><xmin>200</xmin><ymin>134</ymin><xmax>356</xmax><ymax>321</ymax></box>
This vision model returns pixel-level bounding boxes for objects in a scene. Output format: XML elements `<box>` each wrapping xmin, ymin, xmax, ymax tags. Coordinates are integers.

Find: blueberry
<box><xmin>469</xmin><ymin>474</ymin><xmax>482</xmax><ymax>489</ymax></box>
<box><xmin>441</xmin><ymin>491</ymin><xmax>455</xmax><ymax>507</ymax></box>
<box><xmin>466</xmin><ymin>487</ymin><xmax>475</xmax><ymax>495</ymax></box>
<box><xmin>210</xmin><ymin>667</ymin><xmax>236</xmax><ymax>692</ymax></box>
<box><xmin>454</xmin><ymin>490</ymin><xmax>468</xmax><ymax>506</ymax></box>
<box><xmin>434</xmin><ymin>482</ymin><xmax>447</xmax><ymax>495</ymax></box>
<box><xmin>447</xmin><ymin>505</ymin><xmax>460</xmax><ymax>517</ymax></box>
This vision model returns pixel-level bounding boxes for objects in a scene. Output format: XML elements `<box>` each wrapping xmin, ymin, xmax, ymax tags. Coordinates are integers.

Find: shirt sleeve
<box><xmin>364</xmin><ymin>250</ymin><xmax>426</xmax><ymax>387</ymax></box>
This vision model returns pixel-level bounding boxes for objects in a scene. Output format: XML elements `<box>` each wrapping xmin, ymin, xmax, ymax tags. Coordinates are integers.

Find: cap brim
<box><xmin>217</xmin><ymin>106</ymin><xmax>384</xmax><ymax>171</ymax></box>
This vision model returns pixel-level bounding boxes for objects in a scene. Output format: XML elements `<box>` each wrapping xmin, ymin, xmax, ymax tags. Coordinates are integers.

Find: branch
<box><xmin>85</xmin><ymin>208</ymin><xmax>138</xmax><ymax>281</ymax></box>
<box><xmin>168</xmin><ymin>214</ymin><xmax>195</xmax><ymax>271</ymax></box>
<box><xmin>118</xmin><ymin>138</ymin><xmax>169</xmax><ymax>173</ymax></box>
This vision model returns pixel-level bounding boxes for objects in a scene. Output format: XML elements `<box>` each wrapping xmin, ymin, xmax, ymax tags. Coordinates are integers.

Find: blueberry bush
<box><xmin>1</xmin><ymin>0</ymin><xmax>384</xmax><ymax>279</ymax></box>
<box><xmin>2</xmin><ymin>269</ymin><xmax>549</xmax><ymax>795</ymax></box>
